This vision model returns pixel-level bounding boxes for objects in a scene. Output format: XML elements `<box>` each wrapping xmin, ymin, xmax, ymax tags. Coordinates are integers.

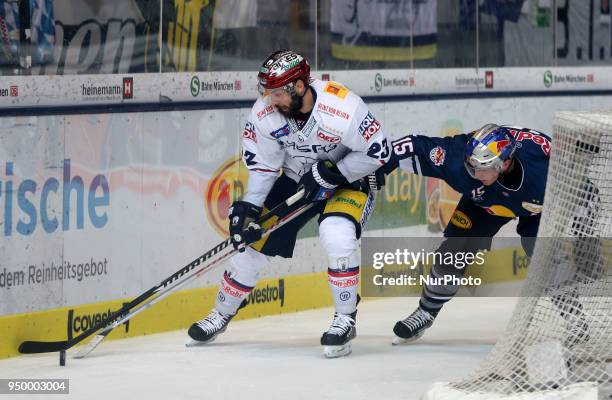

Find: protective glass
<box><xmin>258</xmin><ymin>83</ymin><xmax>293</xmax><ymax>104</ymax></box>
<box><xmin>464</xmin><ymin>157</ymin><xmax>500</xmax><ymax>179</ymax></box>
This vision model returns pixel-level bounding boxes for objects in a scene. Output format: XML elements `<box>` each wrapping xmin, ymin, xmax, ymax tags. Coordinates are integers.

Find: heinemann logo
<box><xmin>0</xmin><ymin>86</ymin><xmax>18</xmax><ymax>97</ymax></box>
<box><xmin>543</xmin><ymin>70</ymin><xmax>553</xmax><ymax>88</ymax></box>
<box><xmin>82</xmin><ymin>78</ymin><xmax>133</xmax><ymax>100</ymax></box>
<box><xmin>82</xmin><ymin>84</ymin><xmax>122</xmax><ymax>97</ymax></box>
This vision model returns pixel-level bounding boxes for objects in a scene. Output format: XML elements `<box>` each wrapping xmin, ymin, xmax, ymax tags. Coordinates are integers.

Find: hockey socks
<box><xmin>327</xmin><ymin>266</ymin><xmax>359</xmax><ymax>314</ymax></box>
<box><xmin>215</xmin><ymin>271</ymin><xmax>254</xmax><ymax>315</ymax></box>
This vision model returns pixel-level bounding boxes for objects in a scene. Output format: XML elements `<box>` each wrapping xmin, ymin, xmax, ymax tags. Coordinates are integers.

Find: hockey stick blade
<box><xmin>19</xmin><ymin>340</ymin><xmax>70</xmax><ymax>354</ymax></box>
<box><xmin>18</xmin><ymin>190</ymin><xmax>308</xmax><ymax>356</ymax></box>
<box><xmin>73</xmin><ymin>331</ymin><xmax>110</xmax><ymax>359</ymax></box>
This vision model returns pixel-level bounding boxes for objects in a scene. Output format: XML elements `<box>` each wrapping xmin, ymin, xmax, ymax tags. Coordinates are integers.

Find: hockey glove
<box><xmin>373</xmin><ymin>167</ymin><xmax>387</xmax><ymax>190</ymax></box>
<box><xmin>228</xmin><ymin>201</ymin><xmax>263</xmax><ymax>251</ymax></box>
<box><xmin>298</xmin><ymin>160</ymin><xmax>349</xmax><ymax>202</ymax></box>
<box><xmin>361</xmin><ymin>172</ymin><xmax>386</xmax><ymax>192</ymax></box>
<box><xmin>347</xmin><ymin>173</ymin><xmax>383</xmax><ymax>193</ymax></box>
<box><xmin>371</xmin><ymin>152</ymin><xmax>400</xmax><ymax>190</ymax></box>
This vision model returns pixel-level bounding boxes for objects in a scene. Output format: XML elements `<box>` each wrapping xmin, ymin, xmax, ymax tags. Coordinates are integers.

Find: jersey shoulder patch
<box><xmin>322</xmin><ymin>81</ymin><xmax>349</xmax><ymax>99</ymax></box>
<box><xmin>312</xmin><ymin>79</ymin><xmax>359</xmax><ymax>116</ymax></box>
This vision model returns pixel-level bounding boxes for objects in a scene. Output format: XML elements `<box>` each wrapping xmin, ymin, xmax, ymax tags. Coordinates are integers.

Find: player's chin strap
<box><xmin>18</xmin><ymin>189</ymin><xmax>310</xmax><ymax>359</ymax></box>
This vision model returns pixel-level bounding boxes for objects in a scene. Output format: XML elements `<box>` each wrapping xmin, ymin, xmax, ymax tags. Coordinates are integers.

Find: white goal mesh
<box><xmin>424</xmin><ymin>111</ymin><xmax>612</xmax><ymax>400</ymax></box>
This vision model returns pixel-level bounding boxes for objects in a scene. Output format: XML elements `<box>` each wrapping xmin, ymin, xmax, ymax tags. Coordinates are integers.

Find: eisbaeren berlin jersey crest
<box><xmin>241</xmin><ymin>78</ymin><xmax>388</xmax><ymax>184</ymax></box>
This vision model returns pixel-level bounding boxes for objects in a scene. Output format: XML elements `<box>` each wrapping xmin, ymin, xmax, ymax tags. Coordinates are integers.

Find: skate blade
<box><xmin>392</xmin><ymin>331</ymin><xmax>424</xmax><ymax>346</ymax></box>
<box><xmin>185</xmin><ymin>337</ymin><xmax>217</xmax><ymax>347</ymax></box>
<box><xmin>323</xmin><ymin>342</ymin><xmax>352</xmax><ymax>358</ymax></box>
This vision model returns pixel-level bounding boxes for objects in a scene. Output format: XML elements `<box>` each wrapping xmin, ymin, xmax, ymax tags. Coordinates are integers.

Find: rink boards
<box><xmin>2</xmin><ymin>92</ymin><xmax>612</xmax><ymax>359</ymax></box>
<box><xmin>0</xmin><ymin>247</ymin><xmax>527</xmax><ymax>359</ymax></box>
<box><xmin>0</xmin><ymin>272</ymin><xmax>331</xmax><ymax>359</ymax></box>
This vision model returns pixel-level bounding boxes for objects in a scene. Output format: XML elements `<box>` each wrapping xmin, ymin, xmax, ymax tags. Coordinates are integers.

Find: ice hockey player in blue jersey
<box><xmin>380</xmin><ymin>123</ymin><xmax>561</xmax><ymax>344</ymax></box>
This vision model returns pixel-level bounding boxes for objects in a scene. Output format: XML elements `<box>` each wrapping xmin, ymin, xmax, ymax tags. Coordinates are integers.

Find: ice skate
<box><xmin>392</xmin><ymin>307</ymin><xmax>437</xmax><ymax>345</ymax></box>
<box><xmin>186</xmin><ymin>309</ymin><xmax>234</xmax><ymax>347</ymax></box>
<box><xmin>321</xmin><ymin>310</ymin><xmax>357</xmax><ymax>358</ymax></box>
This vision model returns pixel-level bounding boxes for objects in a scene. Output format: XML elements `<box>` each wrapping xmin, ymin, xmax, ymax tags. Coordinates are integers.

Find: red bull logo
<box><xmin>205</xmin><ymin>155</ymin><xmax>249</xmax><ymax>237</ymax></box>
<box><xmin>429</xmin><ymin>146</ymin><xmax>446</xmax><ymax>166</ymax></box>
<box><xmin>496</xmin><ymin>139</ymin><xmax>510</xmax><ymax>155</ymax></box>
<box><xmin>509</xmin><ymin>130</ymin><xmax>551</xmax><ymax>156</ymax></box>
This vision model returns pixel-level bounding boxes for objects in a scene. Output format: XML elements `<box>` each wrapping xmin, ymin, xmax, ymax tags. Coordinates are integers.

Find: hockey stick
<box><xmin>18</xmin><ymin>189</ymin><xmax>309</xmax><ymax>356</ymax></box>
<box><xmin>75</xmin><ymin>198</ymin><xmax>314</xmax><ymax>359</ymax></box>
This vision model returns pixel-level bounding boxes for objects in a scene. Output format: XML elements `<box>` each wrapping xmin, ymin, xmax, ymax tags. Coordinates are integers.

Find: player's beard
<box><xmin>277</xmin><ymin>90</ymin><xmax>305</xmax><ymax>119</ymax></box>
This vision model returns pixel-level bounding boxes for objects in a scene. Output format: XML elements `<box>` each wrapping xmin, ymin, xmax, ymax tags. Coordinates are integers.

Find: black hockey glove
<box><xmin>364</xmin><ymin>172</ymin><xmax>385</xmax><ymax>191</ymax></box>
<box><xmin>298</xmin><ymin>160</ymin><xmax>349</xmax><ymax>202</ymax></box>
<box><xmin>228</xmin><ymin>201</ymin><xmax>263</xmax><ymax>252</ymax></box>
<box><xmin>348</xmin><ymin>173</ymin><xmax>384</xmax><ymax>193</ymax></box>
<box><xmin>371</xmin><ymin>152</ymin><xmax>400</xmax><ymax>190</ymax></box>
<box><xmin>373</xmin><ymin>167</ymin><xmax>387</xmax><ymax>190</ymax></box>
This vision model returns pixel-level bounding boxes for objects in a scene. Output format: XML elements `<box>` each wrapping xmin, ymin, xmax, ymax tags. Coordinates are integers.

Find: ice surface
<box><xmin>0</xmin><ymin>297</ymin><xmax>517</xmax><ymax>400</ymax></box>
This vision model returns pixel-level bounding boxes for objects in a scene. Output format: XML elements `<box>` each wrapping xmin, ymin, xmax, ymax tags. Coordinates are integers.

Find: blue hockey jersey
<box><xmin>390</xmin><ymin>126</ymin><xmax>551</xmax><ymax>218</ymax></box>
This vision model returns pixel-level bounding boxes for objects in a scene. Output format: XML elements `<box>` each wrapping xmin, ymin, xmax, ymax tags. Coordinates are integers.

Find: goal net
<box><xmin>424</xmin><ymin>111</ymin><xmax>612</xmax><ymax>400</ymax></box>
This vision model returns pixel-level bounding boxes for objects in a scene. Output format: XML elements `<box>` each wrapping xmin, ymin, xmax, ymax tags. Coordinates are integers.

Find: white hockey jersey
<box><xmin>241</xmin><ymin>79</ymin><xmax>389</xmax><ymax>206</ymax></box>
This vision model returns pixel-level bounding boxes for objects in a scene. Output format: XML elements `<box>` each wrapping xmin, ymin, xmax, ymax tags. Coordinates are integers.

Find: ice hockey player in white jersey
<box><xmin>187</xmin><ymin>50</ymin><xmax>390</xmax><ymax>358</ymax></box>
